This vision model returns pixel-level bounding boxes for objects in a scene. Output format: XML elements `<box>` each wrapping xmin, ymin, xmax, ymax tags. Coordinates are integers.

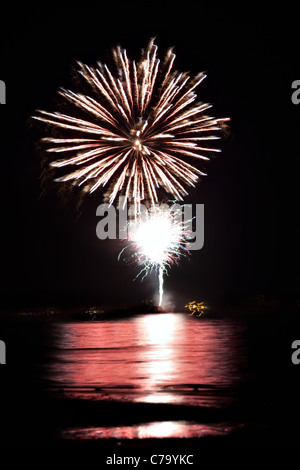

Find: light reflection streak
<box><xmin>48</xmin><ymin>313</ymin><xmax>244</xmax><ymax>408</ymax></box>
<box><xmin>61</xmin><ymin>420</ymin><xmax>234</xmax><ymax>440</ymax></box>
<box><xmin>46</xmin><ymin>313</ymin><xmax>247</xmax><ymax>441</ymax></box>
<box><xmin>134</xmin><ymin>313</ymin><xmax>183</xmax><ymax>403</ymax></box>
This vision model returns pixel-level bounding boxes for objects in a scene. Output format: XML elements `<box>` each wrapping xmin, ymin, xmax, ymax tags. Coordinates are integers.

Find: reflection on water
<box><xmin>62</xmin><ymin>420</ymin><xmax>236</xmax><ymax>440</ymax></box>
<box><xmin>48</xmin><ymin>313</ymin><xmax>246</xmax><ymax>405</ymax></box>
<box><xmin>46</xmin><ymin>312</ymin><xmax>248</xmax><ymax>439</ymax></box>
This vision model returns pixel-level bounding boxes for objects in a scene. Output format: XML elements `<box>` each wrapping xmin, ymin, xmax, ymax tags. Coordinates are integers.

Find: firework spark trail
<box><xmin>33</xmin><ymin>39</ymin><xmax>229</xmax><ymax>216</ymax></box>
<box><xmin>158</xmin><ymin>265</ymin><xmax>164</xmax><ymax>307</ymax></box>
<box><xmin>119</xmin><ymin>203</ymin><xmax>191</xmax><ymax>306</ymax></box>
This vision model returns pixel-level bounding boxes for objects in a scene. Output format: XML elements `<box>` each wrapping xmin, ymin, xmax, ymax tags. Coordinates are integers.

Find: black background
<box><xmin>0</xmin><ymin>3</ymin><xmax>300</xmax><ymax>452</ymax></box>
<box><xmin>1</xmin><ymin>5</ymin><xmax>299</xmax><ymax>311</ymax></box>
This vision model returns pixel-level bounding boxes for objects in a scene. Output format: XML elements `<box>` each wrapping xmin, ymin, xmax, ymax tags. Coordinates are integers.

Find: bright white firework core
<box><xmin>125</xmin><ymin>206</ymin><xmax>190</xmax><ymax>307</ymax></box>
<box><xmin>130</xmin><ymin>213</ymin><xmax>182</xmax><ymax>265</ymax></box>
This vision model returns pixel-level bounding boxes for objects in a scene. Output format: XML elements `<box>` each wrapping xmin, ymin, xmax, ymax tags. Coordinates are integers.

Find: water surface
<box><xmin>46</xmin><ymin>312</ymin><xmax>250</xmax><ymax>439</ymax></box>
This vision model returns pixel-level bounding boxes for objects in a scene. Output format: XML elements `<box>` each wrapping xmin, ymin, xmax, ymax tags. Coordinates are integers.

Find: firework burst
<box><xmin>119</xmin><ymin>202</ymin><xmax>191</xmax><ymax>306</ymax></box>
<box><xmin>33</xmin><ymin>39</ymin><xmax>229</xmax><ymax>215</ymax></box>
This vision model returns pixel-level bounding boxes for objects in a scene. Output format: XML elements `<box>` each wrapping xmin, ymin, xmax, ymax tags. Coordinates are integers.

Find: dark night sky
<box><xmin>1</xmin><ymin>5</ymin><xmax>299</xmax><ymax>310</ymax></box>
